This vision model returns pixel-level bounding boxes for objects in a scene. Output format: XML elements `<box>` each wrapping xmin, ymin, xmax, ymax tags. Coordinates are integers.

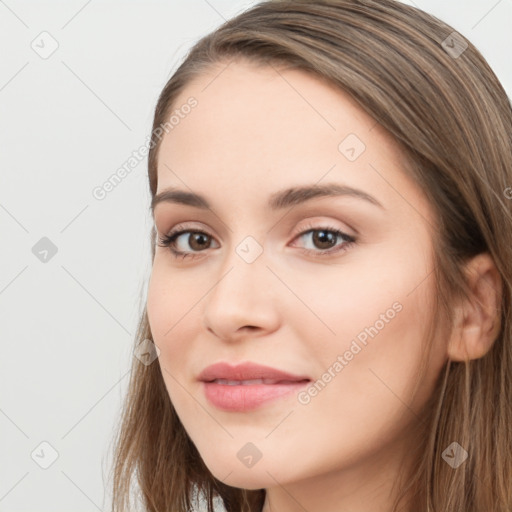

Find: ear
<box><xmin>447</xmin><ymin>252</ymin><xmax>503</xmax><ymax>362</ymax></box>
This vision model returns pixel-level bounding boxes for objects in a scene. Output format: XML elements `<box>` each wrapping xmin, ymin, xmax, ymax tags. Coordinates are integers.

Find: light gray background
<box><xmin>1</xmin><ymin>1</ymin><xmax>510</xmax><ymax>511</ymax></box>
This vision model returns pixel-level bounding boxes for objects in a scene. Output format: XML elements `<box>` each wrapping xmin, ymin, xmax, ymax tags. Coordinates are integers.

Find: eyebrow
<box><xmin>151</xmin><ymin>182</ymin><xmax>384</xmax><ymax>213</ymax></box>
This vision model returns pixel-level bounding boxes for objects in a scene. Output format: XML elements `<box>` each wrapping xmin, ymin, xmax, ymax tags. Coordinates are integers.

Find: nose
<box><xmin>202</xmin><ymin>246</ymin><xmax>281</xmax><ymax>342</ymax></box>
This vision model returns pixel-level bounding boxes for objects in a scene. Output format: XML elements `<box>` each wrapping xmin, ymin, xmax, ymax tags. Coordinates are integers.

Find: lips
<box><xmin>198</xmin><ymin>361</ymin><xmax>311</xmax><ymax>384</ymax></box>
<box><xmin>199</xmin><ymin>362</ymin><xmax>312</xmax><ymax>412</ymax></box>
<box><xmin>212</xmin><ymin>378</ymin><xmax>292</xmax><ymax>385</ymax></box>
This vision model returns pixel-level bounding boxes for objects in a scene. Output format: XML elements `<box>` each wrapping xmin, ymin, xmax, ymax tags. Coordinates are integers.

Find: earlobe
<box><xmin>446</xmin><ymin>252</ymin><xmax>503</xmax><ymax>362</ymax></box>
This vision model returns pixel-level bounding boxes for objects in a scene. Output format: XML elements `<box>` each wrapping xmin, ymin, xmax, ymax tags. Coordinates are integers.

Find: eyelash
<box><xmin>157</xmin><ymin>222</ymin><xmax>356</xmax><ymax>260</ymax></box>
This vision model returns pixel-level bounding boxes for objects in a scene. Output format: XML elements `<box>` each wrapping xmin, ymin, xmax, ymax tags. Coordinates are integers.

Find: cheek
<box><xmin>146</xmin><ymin>266</ymin><xmax>203</xmax><ymax>414</ymax></box>
<box><xmin>289</xmin><ymin>246</ymin><xmax>430</xmax><ymax>344</ymax></box>
<box><xmin>146</xmin><ymin>265</ymin><xmax>200</xmax><ymax>385</ymax></box>
<box><xmin>284</xmin><ymin>288</ymin><xmax>436</xmax><ymax>475</ymax></box>
<box><xmin>146</xmin><ymin>267</ymin><xmax>169</xmax><ymax>340</ymax></box>
<box><xmin>291</xmin><ymin>239</ymin><xmax>438</xmax><ymax>399</ymax></box>
<box><xmin>147</xmin><ymin>263</ymin><xmax>196</xmax><ymax>339</ymax></box>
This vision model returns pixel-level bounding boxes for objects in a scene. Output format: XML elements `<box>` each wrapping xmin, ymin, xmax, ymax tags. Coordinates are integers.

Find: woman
<box><xmin>110</xmin><ymin>1</ymin><xmax>512</xmax><ymax>510</ymax></box>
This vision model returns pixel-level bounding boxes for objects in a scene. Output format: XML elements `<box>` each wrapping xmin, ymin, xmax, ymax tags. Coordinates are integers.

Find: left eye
<box><xmin>292</xmin><ymin>227</ymin><xmax>355</xmax><ymax>254</ymax></box>
<box><xmin>157</xmin><ymin>225</ymin><xmax>356</xmax><ymax>259</ymax></box>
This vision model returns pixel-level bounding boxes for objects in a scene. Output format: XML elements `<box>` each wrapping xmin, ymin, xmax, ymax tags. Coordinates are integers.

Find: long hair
<box><xmin>109</xmin><ymin>1</ymin><xmax>512</xmax><ymax>510</ymax></box>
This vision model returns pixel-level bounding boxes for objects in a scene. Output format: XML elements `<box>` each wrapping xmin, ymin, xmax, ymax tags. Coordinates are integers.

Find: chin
<box><xmin>217</xmin><ymin>473</ymin><xmax>270</xmax><ymax>491</ymax></box>
<box><xmin>202</xmin><ymin>459</ymin><xmax>273</xmax><ymax>490</ymax></box>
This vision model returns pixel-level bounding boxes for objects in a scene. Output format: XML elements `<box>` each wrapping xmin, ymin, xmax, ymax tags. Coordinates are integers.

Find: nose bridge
<box><xmin>202</xmin><ymin>234</ymin><xmax>280</xmax><ymax>339</ymax></box>
<box><xmin>209</xmin><ymin>235</ymin><xmax>269</xmax><ymax>310</ymax></box>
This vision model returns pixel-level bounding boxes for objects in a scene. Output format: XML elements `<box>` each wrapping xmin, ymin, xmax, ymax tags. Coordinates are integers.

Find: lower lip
<box><xmin>202</xmin><ymin>380</ymin><xmax>310</xmax><ymax>412</ymax></box>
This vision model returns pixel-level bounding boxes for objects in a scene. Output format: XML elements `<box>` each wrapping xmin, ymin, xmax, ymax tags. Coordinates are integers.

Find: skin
<box><xmin>146</xmin><ymin>59</ymin><xmax>500</xmax><ymax>512</ymax></box>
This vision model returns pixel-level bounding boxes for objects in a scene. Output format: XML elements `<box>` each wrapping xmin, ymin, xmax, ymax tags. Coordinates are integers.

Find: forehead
<box><xmin>155</xmin><ymin>59</ymin><xmax>432</xmax><ymax>225</ymax></box>
<box><xmin>163</xmin><ymin>59</ymin><xmax>388</xmax><ymax>152</ymax></box>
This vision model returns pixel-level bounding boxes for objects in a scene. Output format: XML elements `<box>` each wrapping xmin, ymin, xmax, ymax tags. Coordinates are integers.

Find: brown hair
<box><xmin>108</xmin><ymin>1</ymin><xmax>512</xmax><ymax>510</ymax></box>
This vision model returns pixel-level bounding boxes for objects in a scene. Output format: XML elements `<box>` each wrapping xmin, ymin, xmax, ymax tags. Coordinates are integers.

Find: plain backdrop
<box><xmin>0</xmin><ymin>1</ymin><xmax>510</xmax><ymax>510</ymax></box>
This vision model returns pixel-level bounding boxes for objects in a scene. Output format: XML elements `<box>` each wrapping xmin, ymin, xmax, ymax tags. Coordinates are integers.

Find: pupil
<box><xmin>314</xmin><ymin>230</ymin><xmax>336</xmax><ymax>249</ymax></box>
<box><xmin>190</xmin><ymin>233</ymin><xmax>210</xmax><ymax>250</ymax></box>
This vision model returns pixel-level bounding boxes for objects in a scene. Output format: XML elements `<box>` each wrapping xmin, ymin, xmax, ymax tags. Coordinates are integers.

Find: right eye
<box><xmin>157</xmin><ymin>228</ymin><xmax>219</xmax><ymax>259</ymax></box>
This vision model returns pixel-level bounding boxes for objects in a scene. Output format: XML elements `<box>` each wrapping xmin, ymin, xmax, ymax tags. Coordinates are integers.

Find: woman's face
<box><xmin>147</xmin><ymin>60</ymin><xmax>448</xmax><ymax>504</ymax></box>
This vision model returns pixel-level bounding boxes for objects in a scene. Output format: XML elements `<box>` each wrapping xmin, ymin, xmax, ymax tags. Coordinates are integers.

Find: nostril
<box><xmin>240</xmin><ymin>325</ymin><xmax>258</xmax><ymax>332</ymax></box>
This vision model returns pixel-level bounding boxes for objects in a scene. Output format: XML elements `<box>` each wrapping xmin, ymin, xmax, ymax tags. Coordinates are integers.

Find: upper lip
<box><xmin>198</xmin><ymin>362</ymin><xmax>311</xmax><ymax>382</ymax></box>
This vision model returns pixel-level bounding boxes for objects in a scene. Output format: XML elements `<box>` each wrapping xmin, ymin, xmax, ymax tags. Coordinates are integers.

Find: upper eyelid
<box><xmin>163</xmin><ymin>217</ymin><xmax>354</xmax><ymax>237</ymax></box>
